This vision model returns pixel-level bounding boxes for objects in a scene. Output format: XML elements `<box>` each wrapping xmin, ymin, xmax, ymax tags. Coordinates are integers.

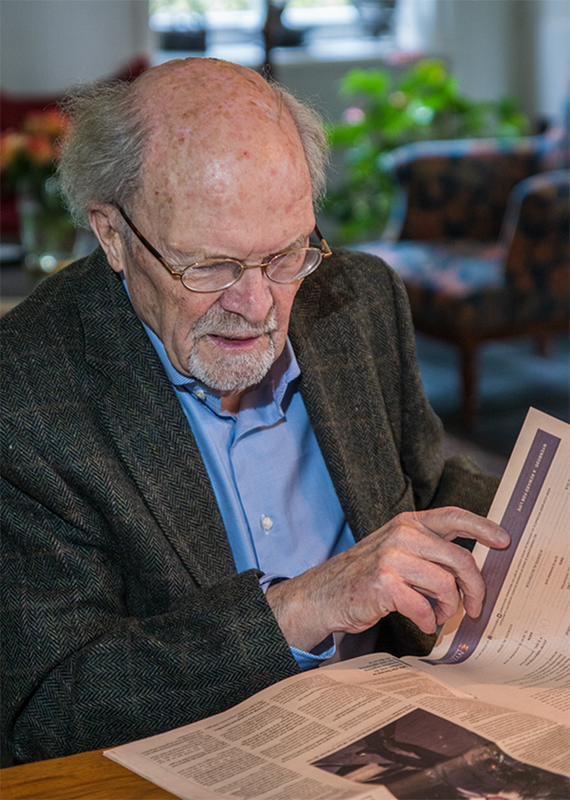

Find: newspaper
<box><xmin>404</xmin><ymin>407</ymin><xmax>570</xmax><ymax>727</ymax></box>
<box><xmin>105</xmin><ymin>408</ymin><xmax>569</xmax><ymax>800</ymax></box>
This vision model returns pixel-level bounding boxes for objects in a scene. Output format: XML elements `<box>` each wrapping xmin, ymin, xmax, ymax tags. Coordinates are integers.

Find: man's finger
<box><xmin>380</xmin><ymin>528</ymin><xmax>488</xmax><ymax>621</ymax></box>
<box><xmin>413</xmin><ymin>507</ymin><xmax>510</xmax><ymax>548</ymax></box>
<box><xmin>378</xmin><ymin>552</ymin><xmax>467</xmax><ymax>629</ymax></box>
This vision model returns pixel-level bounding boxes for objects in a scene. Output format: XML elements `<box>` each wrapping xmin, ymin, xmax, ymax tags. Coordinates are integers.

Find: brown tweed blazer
<box><xmin>1</xmin><ymin>247</ymin><xmax>497</xmax><ymax>764</ymax></box>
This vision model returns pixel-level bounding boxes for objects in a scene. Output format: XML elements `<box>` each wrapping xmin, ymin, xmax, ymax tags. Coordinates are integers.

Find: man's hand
<box><xmin>265</xmin><ymin>507</ymin><xmax>510</xmax><ymax>653</ymax></box>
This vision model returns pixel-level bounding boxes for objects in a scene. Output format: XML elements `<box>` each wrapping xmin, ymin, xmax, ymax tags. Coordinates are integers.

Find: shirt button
<box><xmin>194</xmin><ymin>389</ymin><xmax>206</xmax><ymax>400</ymax></box>
<box><xmin>261</xmin><ymin>515</ymin><xmax>274</xmax><ymax>532</ymax></box>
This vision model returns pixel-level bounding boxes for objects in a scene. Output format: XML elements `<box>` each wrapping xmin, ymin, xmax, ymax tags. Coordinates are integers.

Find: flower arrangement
<box><xmin>1</xmin><ymin>108</ymin><xmax>68</xmax><ymax>198</ymax></box>
<box><xmin>1</xmin><ymin>108</ymin><xmax>77</xmax><ymax>271</ymax></box>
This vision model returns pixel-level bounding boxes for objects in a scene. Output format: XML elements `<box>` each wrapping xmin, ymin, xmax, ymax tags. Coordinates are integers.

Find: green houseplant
<box><xmin>324</xmin><ymin>58</ymin><xmax>529</xmax><ymax>244</ymax></box>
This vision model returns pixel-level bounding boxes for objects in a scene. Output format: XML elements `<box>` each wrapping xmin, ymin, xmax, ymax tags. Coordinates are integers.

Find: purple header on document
<box><xmin>421</xmin><ymin>428</ymin><xmax>560</xmax><ymax>666</ymax></box>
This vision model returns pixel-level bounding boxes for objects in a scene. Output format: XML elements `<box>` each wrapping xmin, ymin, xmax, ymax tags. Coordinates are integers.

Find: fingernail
<box><xmin>496</xmin><ymin>529</ymin><xmax>510</xmax><ymax>546</ymax></box>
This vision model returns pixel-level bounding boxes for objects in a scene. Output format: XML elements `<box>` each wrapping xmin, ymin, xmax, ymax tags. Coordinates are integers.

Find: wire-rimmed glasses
<box><xmin>116</xmin><ymin>204</ymin><xmax>331</xmax><ymax>294</ymax></box>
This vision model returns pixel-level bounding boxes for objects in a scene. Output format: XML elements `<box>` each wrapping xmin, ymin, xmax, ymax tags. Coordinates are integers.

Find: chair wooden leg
<box><xmin>460</xmin><ymin>344</ymin><xmax>479</xmax><ymax>427</ymax></box>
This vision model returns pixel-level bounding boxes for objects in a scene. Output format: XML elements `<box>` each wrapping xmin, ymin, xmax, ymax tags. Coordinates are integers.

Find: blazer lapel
<box><xmin>74</xmin><ymin>247</ymin><xmax>404</xmax><ymax>581</ymax></box>
<box><xmin>79</xmin><ymin>249</ymin><xmax>236</xmax><ymax>586</ymax></box>
<box><xmin>289</xmin><ymin>251</ymin><xmax>408</xmax><ymax>543</ymax></box>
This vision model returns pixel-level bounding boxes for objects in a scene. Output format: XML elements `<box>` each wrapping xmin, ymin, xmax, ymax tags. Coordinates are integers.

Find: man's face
<box><xmin>102</xmin><ymin>60</ymin><xmax>316</xmax><ymax>402</ymax></box>
<box><xmin>118</xmin><ymin>196</ymin><xmax>313</xmax><ymax>396</ymax></box>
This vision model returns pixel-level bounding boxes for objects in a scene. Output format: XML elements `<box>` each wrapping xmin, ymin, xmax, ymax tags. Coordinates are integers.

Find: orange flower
<box><xmin>0</xmin><ymin>131</ymin><xmax>26</xmax><ymax>169</ymax></box>
<box><xmin>25</xmin><ymin>135</ymin><xmax>55</xmax><ymax>166</ymax></box>
<box><xmin>24</xmin><ymin>109</ymin><xmax>68</xmax><ymax>138</ymax></box>
<box><xmin>0</xmin><ymin>109</ymin><xmax>68</xmax><ymax>188</ymax></box>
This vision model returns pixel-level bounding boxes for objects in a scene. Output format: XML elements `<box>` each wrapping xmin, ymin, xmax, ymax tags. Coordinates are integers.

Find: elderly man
<box><xmin>1</xmin><ymin>58</ymin><xmax>508</xmax><ymax>765</ymax></box>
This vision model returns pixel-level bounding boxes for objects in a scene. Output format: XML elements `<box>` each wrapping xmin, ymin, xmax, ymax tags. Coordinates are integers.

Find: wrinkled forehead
<box><xmin>131</xmin><ymin>58</ymin><xmax>311</xmax><ymax>227</ymax></box>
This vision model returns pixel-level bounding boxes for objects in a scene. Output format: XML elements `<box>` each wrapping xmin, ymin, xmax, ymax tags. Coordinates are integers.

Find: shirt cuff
<box><xmin>259</xmin><ymin>573</ymin><xmax>287</xmax><ymax>592</ymax></box>
<box><xmin>291</xmin><ymin>636</ymin><xmax>336</xmax><ymax>670</ymax></box>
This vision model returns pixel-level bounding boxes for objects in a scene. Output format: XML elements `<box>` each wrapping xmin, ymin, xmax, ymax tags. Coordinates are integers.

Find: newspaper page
<box><xmin>105</xmin><ymin>653</ymin><xmax>569</xmax><ymax>800</ymax></box>
<box><xmin>405</xmin><ymin>408</ymin><xmax>569</xmax><ymax>726</ymax></box>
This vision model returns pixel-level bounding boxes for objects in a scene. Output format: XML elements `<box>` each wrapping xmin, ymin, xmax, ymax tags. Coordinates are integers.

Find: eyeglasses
<box><xmin>116</xmin><ymin>204</ymin><xmax>331</xmax><ymax>293</ymax></box>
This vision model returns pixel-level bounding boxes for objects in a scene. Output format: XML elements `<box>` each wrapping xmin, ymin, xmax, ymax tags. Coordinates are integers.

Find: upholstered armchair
<box><xmin>361</xmin><ymin>123</ymin><xmax>569</xmax><ymax>426</ymax></box>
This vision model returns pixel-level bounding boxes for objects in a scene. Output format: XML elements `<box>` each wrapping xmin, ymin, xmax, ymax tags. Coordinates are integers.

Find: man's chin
<box><xmin>188</xmin><ymin>337</ymin><xmax>276</xmax><ymax>393</ymax></box>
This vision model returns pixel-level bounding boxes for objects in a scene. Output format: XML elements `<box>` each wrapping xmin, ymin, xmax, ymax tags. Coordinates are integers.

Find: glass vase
<box><xmin>17</xmin><ymin>176</ymin><xmax>77</xmax><ymax>276</ymax></box>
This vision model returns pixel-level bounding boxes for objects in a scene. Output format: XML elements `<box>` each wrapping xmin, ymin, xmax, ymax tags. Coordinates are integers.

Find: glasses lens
<box><xmin>266</xmin><ymin>248</ymin><xmax>322</xmax><ymax>284</ymax></box>
<box><xmin>181</xmin><ymin>261</ymin><xmax>242</xmax><ymax>292</ymax></box>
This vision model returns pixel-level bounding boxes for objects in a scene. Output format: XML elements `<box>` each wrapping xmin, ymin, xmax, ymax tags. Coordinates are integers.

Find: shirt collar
<box><xmin>134</xmin><ymin>297</ymin><xmax>300</xmax><ymax>414</ymax></box>
<box><xmin>121</xmin><ymin>275</ymin><xmax>300</xmax><ymax>412</ymax></box>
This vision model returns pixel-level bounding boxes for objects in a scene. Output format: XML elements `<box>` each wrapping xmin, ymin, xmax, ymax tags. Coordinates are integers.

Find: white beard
<box><xmin>187</xmin><ymin>304</ymin><xmax>278</xmax><ymax>392</ymax></box>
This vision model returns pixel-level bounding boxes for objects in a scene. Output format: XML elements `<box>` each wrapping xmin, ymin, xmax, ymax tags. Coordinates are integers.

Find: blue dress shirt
<box><xmin>141</xmin><ymin>320</ymin><xmax>356</xmax><ymax>668</ymax></box>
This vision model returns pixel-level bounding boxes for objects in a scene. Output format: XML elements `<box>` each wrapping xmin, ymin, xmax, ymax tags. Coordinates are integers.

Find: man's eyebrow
<box><xmin>287</xmin><ymin>232</ymin><xmax>312</xmax><ymax>250</ymax></box>
<box><xmin>158</xmin><ymin>241</ymin><xmax>215</xmax><ymax>266</ymax></box>
<box><xmin>164</xmin><ymin>232</ymin><xmax>312</xmax><ymax>264</ymax></box>
<box><xmin>265</xmin><ymin>233</ymin><xmax>310</xmax><ymax>258</ymax></box>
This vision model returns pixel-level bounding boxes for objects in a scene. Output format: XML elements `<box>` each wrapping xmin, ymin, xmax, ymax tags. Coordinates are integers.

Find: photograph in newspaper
<box><xmin>312</xmin><ymin>708</ymin><xmax>569</xmax><ymax>799</ymax></box>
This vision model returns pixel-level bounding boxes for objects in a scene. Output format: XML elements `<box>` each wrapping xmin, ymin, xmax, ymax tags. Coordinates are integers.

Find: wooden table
<box><xmin>0</xmin><ymin>749</ymin><xmax>180</xmax><ymax>800</ymax></box>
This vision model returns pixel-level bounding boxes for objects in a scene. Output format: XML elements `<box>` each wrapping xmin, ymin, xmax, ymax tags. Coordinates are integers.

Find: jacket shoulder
<box><xmin>1</xmin><ymin>248</ymin><xmax>121</xmax><ymax>336</ymax></box>
<box><xmin>290</xmin><ymin>248</ymin><xmax>409</xmax><ymax>346</ymax></box>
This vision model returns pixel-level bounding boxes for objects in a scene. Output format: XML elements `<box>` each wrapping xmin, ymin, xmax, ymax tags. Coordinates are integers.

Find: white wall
<box><xmin>532</xmin><ymin>0</ymin><xmax>570</xmax><ymax>119</ymax></box>
<box><xmin>429</xmin><ymin>0</ymin><xmax>515</xmax><ymax>102</ymax></box>
<box><xmin>0</xmin><ymin>0</ymin><xmax>150</xmax><ymax>94</ymax></box>
<box><xmin>395</xmin><ymin>0</ymin><xmax>569</xmax><ymax>122</ymax></box>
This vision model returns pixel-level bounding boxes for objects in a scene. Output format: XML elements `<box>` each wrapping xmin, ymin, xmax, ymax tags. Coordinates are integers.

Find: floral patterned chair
<box><xmin>360</xmin><ymin>118</ymin><xmax>569</xmax><ymax>426</ymax></box>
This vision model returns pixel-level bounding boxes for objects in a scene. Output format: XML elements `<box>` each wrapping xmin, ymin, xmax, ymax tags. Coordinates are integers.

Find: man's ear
<box><xmin>88</xmin><ymin>206</ymin><xmax>127</xmax><ymax>274</ymax></box>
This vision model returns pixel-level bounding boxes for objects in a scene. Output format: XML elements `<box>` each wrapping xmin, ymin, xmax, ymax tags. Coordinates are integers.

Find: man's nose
<box><xmin>219</xmin><ymin>266</ymin><xmax>274</xmax><ymax>324</ymax></box>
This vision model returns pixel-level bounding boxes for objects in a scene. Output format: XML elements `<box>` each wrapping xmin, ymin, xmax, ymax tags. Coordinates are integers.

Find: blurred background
<box><xmin>1</xmin><ymin>0</ymin><xmax>568</xmax><ymax>469</ymax></box>
<box><xmin>1</xmin><ymin>0</ymin><xmax>567</xmax><ymax>122</ymax></box>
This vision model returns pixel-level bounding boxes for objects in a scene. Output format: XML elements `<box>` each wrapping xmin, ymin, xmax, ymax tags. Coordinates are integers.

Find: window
<box><xmin>150</xmin><ymin>1</ymin><xmax>356</xmax><ymax>29</ymax></box>
<box><xmin>149</xmin><ymin>1</ymin><xmax>397</xmax><ymax>64</ymax></box>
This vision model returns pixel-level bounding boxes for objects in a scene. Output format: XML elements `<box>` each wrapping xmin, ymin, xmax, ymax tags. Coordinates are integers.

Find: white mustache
<box><xmin>191</xmin><ymin>305</ymin><xmax>278</xmax><ymax>339</ymax></box>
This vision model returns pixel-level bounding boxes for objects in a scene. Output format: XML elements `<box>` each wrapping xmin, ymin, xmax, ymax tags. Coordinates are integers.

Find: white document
<box><xmin>406</xmin><ymin>407</ymin><xmax>569</xmax><ymax>725</ymax></box>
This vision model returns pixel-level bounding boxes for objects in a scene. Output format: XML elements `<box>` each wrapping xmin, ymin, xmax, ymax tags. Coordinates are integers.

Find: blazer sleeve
<box><xmin>372</xmin><ymin>258</ymin><xmax>500</xmax><ymax>656</ymax></box>
<box><xmin>289</xmin><ymin>251</ymin><xmax>499</xmax><ymax>658</ymax></box>
<box><xmin>1</xmin><ymin>464</ymin><xmax>299</xmax><ymax>764</ymax></box>
<box><xmin>1</xmin><ymin>257</ymin><xmax>300</xmax><ymax>765</ymax></box>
